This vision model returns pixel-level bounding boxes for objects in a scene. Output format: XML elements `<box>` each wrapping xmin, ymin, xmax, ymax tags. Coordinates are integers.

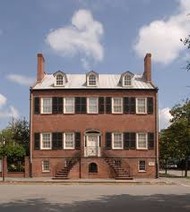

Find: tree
<box><xmin>181</xmin><ymin>35</ymin><xmax>190</xmax><ymax>71</ymax></box>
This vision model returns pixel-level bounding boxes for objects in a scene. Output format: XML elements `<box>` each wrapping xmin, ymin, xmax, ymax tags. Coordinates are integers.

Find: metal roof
<box><xmin>32</xmin><ymin>73</ymin><xmax>155</xmax><ymax>90</ymax></box>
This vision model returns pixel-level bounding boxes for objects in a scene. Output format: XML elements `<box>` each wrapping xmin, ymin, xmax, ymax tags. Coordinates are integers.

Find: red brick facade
<box><xmin>30</xmin><ymin>53</ymin><xmax>159</xmax><ymax>179</ymax></box>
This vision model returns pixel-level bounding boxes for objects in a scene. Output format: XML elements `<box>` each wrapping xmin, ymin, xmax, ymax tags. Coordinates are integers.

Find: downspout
<box><xmin>29</xmin><ymin>88</ymin><xmax>33</xmax><ymax>177</ymax></box>
<box><xmin>155</xmin><ymin>89</ymin><xmax>159</xmax><ymax>178</ymax></box>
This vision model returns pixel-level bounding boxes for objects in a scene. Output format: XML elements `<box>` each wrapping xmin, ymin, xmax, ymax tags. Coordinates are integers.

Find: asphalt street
<box><xmin>0</xmin><ymin>183</ymin><xmax>190</xmax><ymax>211</ymax></box>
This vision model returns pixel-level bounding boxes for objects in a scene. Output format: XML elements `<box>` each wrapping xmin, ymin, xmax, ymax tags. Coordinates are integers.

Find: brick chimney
<box><xmin>37</xmin><ymin>53</ymin><xmax>45</xmax><ymax>82</ymax></box>
<box><xmin>143</xmin><ymin>53</ymin><xmax>151</xmax><ymax>82</ymax></box>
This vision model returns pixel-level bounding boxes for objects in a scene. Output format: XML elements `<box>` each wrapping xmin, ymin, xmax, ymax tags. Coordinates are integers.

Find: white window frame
<box><xmin>64</xmin><ymin>97</ymin><xmax>75</xmax><ymax>114</ymax></box>
<box><xmin>112</xmin><ymin>97</ymin><xmax>123</xmax><ymax>114</ymax></box>
<box><xmin>0</xmin><ymin>159</ymin><xmax>2</xmax><ymax>172</ymax></box>
<box><xmin>123</xmin><ymin>74</ymin><xmax>132</xmax><ymax>86</ymax></box>
<box><xmin>41</xmin><ymin>98</ymin><xmax>52</xmax><ymax>114</ymax></box>
<box><xmin>63</xmin><ymin>132</ymin><xmax>75</xmax><ymax>149</ymax></box>
<box><xmin>138</xmin><ymin>160</ymin><xmax>146</xmax><ymax>172</ymax></box>
<box><xmin>41</xmin><ymin>133</ymin><xmax>52</xmax><ymax>150</ymax></box>
<box><xmin>136</xmin><ymin>98</ymin><xmax>147</xmax><ymax>114</ymax></box>
<box><xmin>112</xmin><ymin>133</ymin><xmax>123</xmax><ymax>149</ymax></box>
<box><xmin>87</xmin><ymin>97</ymin><xmax>98</xmax><ymax>114</ymax></box>
<box><xmin>55</xmin><ymin>74</ymin><xmax>64</xmax><ymax>86</ymax></box>
<box><xmin>87</xmin><ymin>74</ymin><xmax>97</xmax><ymax>86</ymax></box>
<box><xmin>136</xmin><ymin>133</ymin><xmax>147</xmax><ymax>150</ymax></box>
<box><xmin>42</xmin><ymin>160</ymin><xmax>50</xmax><ymax>172</ymax></box>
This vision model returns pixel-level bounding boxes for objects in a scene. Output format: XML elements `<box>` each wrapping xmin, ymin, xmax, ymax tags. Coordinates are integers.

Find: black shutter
<box><xmin>75</xmin><ymin>97</ymin><xmax>81</xmax><ymax>114</ymax></box>
<box><xmin>34</xmin><ymin>133</ymin><xmax>40</xmax><ymax>150</ymax></box>
<box><xmin>130</xmin><ymin>133</ymin><xmax>136</xmax><ymax>149</ymax></box>
<box><xmin>81</xmin><ymin>97</ymin><xmax>86</xmax><ymax>114</ymax></box>
<box><xmin>147</xmin><ymin>97</ymin><xmax>153</xmax><ymax>114</ymax></box>
<box><xmin>52</xmin><ymin>97</ymin><xmax>63</xmax><ymax>114</ymax></box>
<box><xmin>105</xmin><ymin>132</ymin><xmax>112</xmax><ymax>149</ymax></box>
<box><xmin>75</xmin><ymin>132</ymin><xmax>81</xmax><ymax>149</ymax></box>
<box><xmin>148</xmin><ymin>133</ymin><xmax>154</xmax><ymax>149</ymax></box>
<box><xmin>99</xmin><ymin>136</ymin><xmax>101</xmax><ymax>147</ymax></box>
<box><xmin>106</xmin><ymin>97</ymin><xmax>112</xmax><ymax>114</ymax></box>
<box><xmin>130</xmin><ymin>97</ymin><xmax>136</xmax><ymax>114</ymax></box>
<box><xmin>99</xmin><ymin>97</ymin><xmax>105</xmax><ymax>114</ymax></box>
<box><xmin>124</xmin><ymin>133</ymin><xmax>130</xmax><ymax>149</ymax></box>
<box><xmin>123</xmin><ymin>97</ymin><xmax>130</xmax><ymax>114</ymax></box>
<box><xmin>52</xmin><ymin>133</ymin><xmax>63</xmax><ymax>149</ymax></box>
<box><xmin>34</xmin><ymin>97</ymin><xmax>40</xmax><ymax>114</ymax></box>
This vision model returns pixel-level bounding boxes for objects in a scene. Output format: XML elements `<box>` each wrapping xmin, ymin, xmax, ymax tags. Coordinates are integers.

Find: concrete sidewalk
<box><xmin>0</xmin><ymin>177</ymin><xmax>176</xmax><ymax>185</ymax></box>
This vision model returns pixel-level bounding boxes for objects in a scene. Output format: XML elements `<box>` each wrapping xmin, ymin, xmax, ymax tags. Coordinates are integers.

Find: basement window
<box><xmin>89</xmin><ymin>163</ymin><xmax>98</xmax><ymax>173</ymax></box>
<box><xmin>42</xmin><ymin>160</ymin><xmax>50</xmax><ymax>172</ymax></box>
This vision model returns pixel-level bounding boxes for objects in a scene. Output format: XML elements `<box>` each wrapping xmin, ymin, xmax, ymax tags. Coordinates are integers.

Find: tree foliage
<box><xmin>160</xmin><ymin>100</ymin><xmax>190</xmax><ymax>176</ymax></box>
<box><xmin>181</xmin><ymin>35</ymin><xmax>190</xmax><ymax>71</ymax></box>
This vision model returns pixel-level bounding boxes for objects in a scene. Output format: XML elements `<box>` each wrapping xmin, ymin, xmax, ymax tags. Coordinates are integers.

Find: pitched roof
<box><xmin>32</xmin><ymin>73</ymin><xmax>156</xmax><ymax>90</ymax></box>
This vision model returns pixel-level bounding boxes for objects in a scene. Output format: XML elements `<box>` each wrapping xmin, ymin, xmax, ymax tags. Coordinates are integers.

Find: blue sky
<box><xmin>0</xmin><ymin>0</ymin><xmax>190</xmax><ymax>130</ymax></box>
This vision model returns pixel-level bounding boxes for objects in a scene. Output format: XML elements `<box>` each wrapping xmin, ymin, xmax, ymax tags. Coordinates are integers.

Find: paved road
<box><xmin>0</xmin><ymin>184</ymin><xmax>190</xmax><ymax>211</ymax></box>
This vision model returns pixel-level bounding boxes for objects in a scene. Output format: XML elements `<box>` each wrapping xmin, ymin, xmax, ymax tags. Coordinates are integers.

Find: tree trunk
<box><xmin>184</xmin><ymin>157</ymin><xmax>188</xmax><ymax>177</ymax></box>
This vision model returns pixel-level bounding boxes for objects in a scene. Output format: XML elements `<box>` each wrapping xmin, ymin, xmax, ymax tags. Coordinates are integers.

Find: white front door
<box><xmin>87</xmin><ymin>135</ymin><xmax>98</xmax><ymax>157</ymax></box>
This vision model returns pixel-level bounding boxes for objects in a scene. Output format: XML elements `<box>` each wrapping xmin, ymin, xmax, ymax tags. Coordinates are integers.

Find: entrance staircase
<box><xmin>53</xmin><ymin>153</ymin><xmax>80</xmax><ymax>180</ymax></box>
<box><xmin>104</xmin><ymin>154</ymin><xmax>133</xmax><ymax>180</ymax></box>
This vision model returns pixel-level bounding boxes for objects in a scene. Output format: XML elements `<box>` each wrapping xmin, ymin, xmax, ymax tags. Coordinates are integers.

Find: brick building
<box><xmin>30</xmin><ymin>53</ymin><xmax>159</xmax><ymax>179</ymax></box>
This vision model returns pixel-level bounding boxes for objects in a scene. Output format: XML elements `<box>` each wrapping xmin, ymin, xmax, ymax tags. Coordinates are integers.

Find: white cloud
<box><xmin>0</xmin><ymin>93</ymin><xmax>19</xmax><ymax>124</ymax></box>
<box><xmin>0</xmin><ymin>94</ymin><xmax>7</xmax><ymax>109</ymax></box>
<box><xmin>159</xmin><ymin>107</ymin><xmax>172</xmax><ymax>130</ymax></box>
<box><xmin>46</xmin><ymin>9</ymin><xmax>104</xmax><ymax>67</ymax></box>
<box><xmin>7</xmin><ymin>74</ymin><xmax>35</xmax><ymax>86</ymax></box>
<box><xmin>134</xmin><ymin>0</ymin><xmax>190</xmax><ymax>64</ymax></box>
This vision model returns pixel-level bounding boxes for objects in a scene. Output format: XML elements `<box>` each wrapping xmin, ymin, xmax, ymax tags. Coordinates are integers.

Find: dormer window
<box><xmin>86</xmin><ymin>71</ymin><xmax>98</xmax><ymax>87</ymax></box>
<box><xmin>56</xmin><ymin>74</ymin><xmax>64</xmax><ymax>86</ymax></box>
<box><xmin>120</xmin><ymin>71</ymin><xmax>134</xmax><ymax>87</ymax></box>
<box><xmin>124</xmin><ymin>75</ymin><xmax>132</xmax><ymax>86</ymax></box>
<box><xmin>53</xmin><ymin>71</ymin><xmax>67</xmax><ymax>87</ymax></box>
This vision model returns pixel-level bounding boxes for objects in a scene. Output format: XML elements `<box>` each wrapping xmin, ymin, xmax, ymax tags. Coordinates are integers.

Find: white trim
<box><xmin>122</xmin><ymin>74</ymin><xmax>132</xmax><ymax>87</ymax></box>
<box><xmin>63</xmin><ymin>132</ymin><xmax>75</xmax><ymax>149</ymax></box>
<box><xmin>112</xmin><ymin>132</ymin><xmax>123</xmax><ymax>149</ymax></box>
<box><xmin>40</xmin><ymin>133</ymin><xmax>52</xmax><ymax>150</ymax></box>
<box><xmin>42</xmin><ymin>160</ymin><xmax>50</xmax><ymax>172</ymax></box>
<box><xmin>55</xmin><ymin>74</ymin><xmax>65</xmax><ymax>86</ymax></box>
<box><xmin>64</xmin><ymin>97</ymin><xmax>75</xmax><ymax>114</ymax></box>
<box><xmin>41</xmin><ymin>97</ymin><xmax>52</xmax><ymax>114</ymax></box>
<box><xmin>112</xmin><ymin>97</ymin><xmax>123</xmax><ymax>114</ymax></box>
<box><xmin>136</xmin><ymin>133</ymin><xmax>148</xmax><ymax>150</ymax></box>
<box><xmin>87</xmin><ymin>74</ymin><xmax>97</xmax><ymax>87</ymax></box>
<box><xmin>136</xmin><ymin>97</ymin><xmax>147</xmax><ymax>114</ymax></box>
<box><xmin>138</xmin><ymin>160</ymin><xmax>146</xmax><ymax>172</ymax></box>
<box><xmin>87</xmin><ymin>97</ymin><xmax>98</xmax><ymax>114</ymax></box>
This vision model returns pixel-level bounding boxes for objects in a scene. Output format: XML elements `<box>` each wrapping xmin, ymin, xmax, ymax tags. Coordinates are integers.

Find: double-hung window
<box><xmin>137</xmin><ymin>133</ymin><xmax>147</xmax><ymax>149</ymax></box>
<box><xmin>139</xmin><ymin>160</ymin><xmax>146</xmax><ymax>172</ymax></box>
<box><xmin>42</xmin><ymin>160</ymin><xmax>50</xmax><ymax>172</ymax></box>
<box><xmin>64</xmin><ymin>97</ymin><xmax>75</xmax><ymax>113</ymax></box>
<box><xmin>41</xmin><ymin>133</ymin><xmax>52</xmax><ymax>150</ymax></box>
<box><xmin>87</xmin><ymin>97</ymin><xmax>98</xmax><ymax>113</ymax></box>
<box><xmin>136</xmin><ymin>98</ymin><xmax>147</xmax><ymax>114</ymax></box>
<box><xmin>124</xmin><ymin>75</ymin><xmax>132</xmax><ymax>86</ymax></box>
<box><xmin>56</xmin><ymin>74</ymin><xmax>64</xmax><ymax>86</ymax></box>
<box><xmin>41</xmin><ymin>98</ymin><xmax>52</xmax><ymax>114</ymax></box>
<box><xmin>112</xmin><ymin>98</ymin><xmax>123</xmax><ymax>113</ymax></box>
<box><xmin>64</xmin><ymin>133</ymin><xmax>75</xmax><ymax>149</ymax></box>
<box><xmin>88</xmin><ymin>74</ymin><xmax>97</xmax><ymax>86</ymax></box>
<box><xmin>112</xmin><ymin>133</ymin><xmax>123</xmax><ymax>149</ymax></box>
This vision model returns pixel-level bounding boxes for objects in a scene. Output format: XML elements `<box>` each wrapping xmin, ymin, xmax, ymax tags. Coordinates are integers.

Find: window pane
<box><xmin>88</xmin><ymin>75</ymin><xmax>96</xmax><ymax>86</ymax></box>
<box><xmin>64</xmin><ymin>98</ymin><xmax>75</xmax><ymax>113</ymax></box>
<box><xmin>42</xmin><ymin>133</ymin><xmax>51</xmax><ymax>149</ymax></box>
<box><xmin>113</xmin><ymin>98</ymin><xmax>123</xmax><ymax>113</ymax></box>
<box><xmin>124</xmin><ymin>75</ymin><xmax>131</xmax><ymax>86</ymax></box>
<box><xmin>139</xmin><ymin>160</ymin><xmax>146</xmax><ymax>171</ymax></box>
<box><xmin>42</xmin><ymin>98</ymin><xmax>52</xmax><ymax>113</ymax></box>
<box><xmin>56</xmin><ymin>74</ymin><xmax>64</xmax><ymax>85</ymax></box>
<box><xmin>88</xmin><ymin>97</ymin><xmax>98</xmax><ymax>113</ymax></box>
<box><xmin>113</xmin><ymin>133</ymin><xmax>123</xmax><ymax>149</ymax></box>
<box><xmin>137</xmin><ymin>98</ymin><xmax>146</xmax><ymax>113</ymax></box>
<box><xmin>137</xmin><ymin>133</ymin><xmax>147</xmax><ymax>149</ymax></box>
<box><xmin>65</xmin><ymin>133</ymin><xmax>75</xmax><ymax>149</ymax></box>
<box><xmin>42</xmin><ymin>160</ymin><xmax>50</xmax><ymax>172</ymax></box>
